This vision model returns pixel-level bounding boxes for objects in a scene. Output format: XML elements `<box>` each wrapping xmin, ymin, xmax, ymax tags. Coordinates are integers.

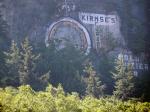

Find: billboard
<box><xmin>79</xmin><ymin>12</ymin><xmax>117</xmax><ymax>25</ymax></box>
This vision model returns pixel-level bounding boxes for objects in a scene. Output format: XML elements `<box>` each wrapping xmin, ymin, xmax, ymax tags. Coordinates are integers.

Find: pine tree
<box><xmin>3</xmin><ymin>40</ymin><xmax>20</xmax><ymax>85</ymax></box>
<box><xmin>112</xmin><ymin>57</ymin><xmax>135</xmax><ymax>100</ymax></box>
<box><xmin>19</xmin><ymin>38</ymin><xmax>39</xmax><ymax>85</ymax></box>
<box><xmin>125</xmin><ymin>64</ymin><xmax>135</xmax><ymax>97</ymax></box>
<box><xmin>5</xmin><ymin>41</ymin><xmax>20</xmax><ymax>75</ymax></box>
<box><xmin>4</xmin><ymin>38</ymin><xmax>48</xmax><ymax>88</ymax></box>
<box><xmin>84</xmin><ymin>63</ymin><xmax>105</xmax><ymax>98</ymax></box>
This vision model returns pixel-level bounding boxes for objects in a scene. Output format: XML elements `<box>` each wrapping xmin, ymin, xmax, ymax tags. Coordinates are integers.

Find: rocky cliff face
<box><xmin>0</xmin><ymin>0</ymin><xmax>148</xmax><ymax>53</ymax></box>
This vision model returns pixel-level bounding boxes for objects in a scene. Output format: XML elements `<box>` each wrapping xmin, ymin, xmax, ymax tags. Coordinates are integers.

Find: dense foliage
<box><xmin>0</xmin><ymin>38</ymin><xmax>149</xmax><ymax>101</ymax></box>
<box><xmin>0</xmin><ymin>85</ymin><xmax>150</xmax><ymax>112</ymax></box>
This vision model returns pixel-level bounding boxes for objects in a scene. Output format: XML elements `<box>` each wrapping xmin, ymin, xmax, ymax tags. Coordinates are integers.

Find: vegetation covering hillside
<box><xmin>0</xmin><ymin>85</ymin><xmax>150</xmax><ymax>112</ymax></box>
<box><xmin>0</xmin><ymin>37</ymin><xmax>149</xmax><ymax>111</ymax></box>
<box><xmin>0</xmin><ymin>1</ymin><xmax>150</xmax><ymax>111</ymax></box>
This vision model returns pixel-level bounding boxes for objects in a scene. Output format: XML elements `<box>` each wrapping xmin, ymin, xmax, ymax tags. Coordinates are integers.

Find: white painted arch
<box><xmin>45</xmin><ymin>17</ymin><xmax>91</xmax><ymax>53</ymax></box>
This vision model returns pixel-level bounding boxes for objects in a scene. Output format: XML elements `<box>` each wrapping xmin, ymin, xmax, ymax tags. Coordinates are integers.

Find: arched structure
<box><xmin>45</xmin><ymin>17</ymin><xmax>91</xmax><ymax>53</ymax></box>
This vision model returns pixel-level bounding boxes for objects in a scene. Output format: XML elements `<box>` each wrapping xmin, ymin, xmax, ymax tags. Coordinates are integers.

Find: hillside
<box><xmin>0</xmin><ymin>0</ymin><xmax>150</xmax><ymax>109</ymax></box>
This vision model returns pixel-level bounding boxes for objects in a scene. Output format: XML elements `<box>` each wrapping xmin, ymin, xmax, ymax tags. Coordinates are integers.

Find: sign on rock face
<box><xmin>46</xmin><ymin>12</ymin><xmax>123</xmax><ymax>54</ymax></box>
<box><xmin>79</xmin><ymin>12</ymin><xmax>117</xmax><ymax>25</ymax></box>
<box><xmin>79</xmin><ymin>12</ymin><xmax>123</xmax><ymax>52</ymax></box>
<box><xmin>45</xmin><ymin>18</ymin><xmax>91</xmax><ymax>53</ymax></box>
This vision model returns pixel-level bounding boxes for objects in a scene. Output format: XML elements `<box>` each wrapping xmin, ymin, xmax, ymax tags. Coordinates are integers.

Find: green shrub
<box><xmin>0</xmin><ymin>85</ymin><xmax>149</xmax><ymax>112</ymax></box>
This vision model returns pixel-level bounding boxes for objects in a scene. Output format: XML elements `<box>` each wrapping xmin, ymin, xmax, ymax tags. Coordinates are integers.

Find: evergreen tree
<box><xmin>4</xmin><ymin>41</ymin><xmax>20</xmax><ymax>75</ymax></box>
<box><xmin>125</xmin><ymin>64</ymin><xmax>135</xmax><ymax>96</ymax></box>
<box><xmin>4</xmin><ymin>39</ymin><xmax>49</xmax><ymax>88</ymax></box>
<box><xmin>112</xmin><ymin>56</ymin><xmax>135</xmax><ymax>100</ymax></box>
<box><xmin>84</xmin><ymin>63</ymin><xmax>105</xmax><ymax>98</ymax></box>
<box><xmin>18</xmin><ymin>38</ymin><xmax>39</xmax><ymax>85</ymax></box>
<box><xmin>3</xmin><ymin>40</ymin><xmax>20</xmax><ymax>85</ymax></box>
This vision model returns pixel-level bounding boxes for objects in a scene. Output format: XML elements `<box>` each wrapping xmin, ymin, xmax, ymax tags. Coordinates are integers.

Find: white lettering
<box><xmin>79</xmin><ymin>12</ymin><xmax>117</xmax><ymax>25</ymax></box>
